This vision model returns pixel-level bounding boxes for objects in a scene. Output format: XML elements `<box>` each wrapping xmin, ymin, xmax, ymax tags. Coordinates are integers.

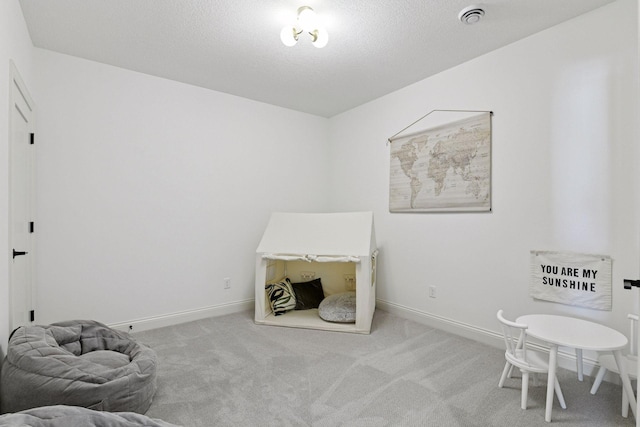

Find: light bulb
<box><xmin>297</xmin><ymin>6</ymin><xmax>317</xmax><ymax>32</ymax></box>
<box><xmin>280</xmin><ymin>26</ymin><xmax>298</xmax><ymax>47</ymax></box>
<box><xmin>311</xmin><ymin>28</ymin><xmax>328</xmax><ymax>48</ymax></box>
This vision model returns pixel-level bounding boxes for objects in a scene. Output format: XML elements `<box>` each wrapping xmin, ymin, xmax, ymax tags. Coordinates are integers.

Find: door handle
<box><xmin>12</xmin><ymin>249</ymin><xmax>28</xmax><ymax>259</ymax></box>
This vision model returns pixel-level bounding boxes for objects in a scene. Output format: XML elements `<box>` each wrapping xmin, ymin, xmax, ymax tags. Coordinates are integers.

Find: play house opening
<box><xmin>255</xmin><ymin>212</ymin><xmax>377</xmax><ymax>334</ymax></box>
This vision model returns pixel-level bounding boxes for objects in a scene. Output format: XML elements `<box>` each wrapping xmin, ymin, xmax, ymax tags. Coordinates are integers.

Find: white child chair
<box><xmin>589</xmin><ymin>313</ymin><xmax>638</xmax><ymax>418</ymax></box>
<box><xmin>497</xmin><ymin>310</ymin><xmax>567</xmax><ymax>411</ymax></box>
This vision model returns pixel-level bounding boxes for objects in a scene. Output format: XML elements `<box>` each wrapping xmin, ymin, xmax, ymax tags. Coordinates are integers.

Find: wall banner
<box><xmin>530</xmin><ymin>250</ymin><xmax>612</xmax><ymax>311</ymax></box>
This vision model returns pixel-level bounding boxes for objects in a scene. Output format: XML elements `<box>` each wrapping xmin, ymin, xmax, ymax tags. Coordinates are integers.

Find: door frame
<box><xmin>8</xmin><ymin>60</ymin><xmax>36</xmax><ymax>330</ymax></box>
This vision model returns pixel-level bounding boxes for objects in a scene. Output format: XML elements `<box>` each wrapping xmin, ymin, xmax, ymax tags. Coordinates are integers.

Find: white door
<box><xmin>9</xmin><ymin>61</ymin><xmax>36</xmax><ymax>330</ymax></box>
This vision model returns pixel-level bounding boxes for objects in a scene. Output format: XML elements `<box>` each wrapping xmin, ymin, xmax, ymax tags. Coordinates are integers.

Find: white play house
<box><xmin>255</xmin><ymin>212</ymin><xmax>378</xmax><ymax>334</ymax></box>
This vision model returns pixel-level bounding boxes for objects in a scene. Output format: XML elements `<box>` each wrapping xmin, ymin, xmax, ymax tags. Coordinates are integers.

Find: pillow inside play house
<box><xmin>265</xmin><ymin>278</ymin><xmax>296</xmax><ymax>315</ymax></box>
<box><xmin>291</xmin><ymin>278</ymin><xmax>325</xmax><ymax>310</ymax></box>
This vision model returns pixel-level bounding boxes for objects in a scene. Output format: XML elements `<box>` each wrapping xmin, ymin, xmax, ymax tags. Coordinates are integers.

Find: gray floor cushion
<box><xmin>319</xmin><ymin>292</ymin><xmax>356</xmax><ymax>323</ymax></box>
<box><xmin>0</xmin><ymin>405</ymin><xmax>180</xmax><ymax>427</ymax></box>
<box><xmin>0</xmin><ymin>320</ymin><xmax>157</xmax><ymax>414</ymax></box>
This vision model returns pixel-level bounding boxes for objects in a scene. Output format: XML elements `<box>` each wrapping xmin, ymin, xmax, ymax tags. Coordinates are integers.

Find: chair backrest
<box><xmin>628</xmin><ymin>314</ymin><xmax>639</xmax><ymax>357</ymax></box>
<box><xmin>497</xmin><ymin>309</ymin><xmax>529</xmax><ymax>365</ymax></box>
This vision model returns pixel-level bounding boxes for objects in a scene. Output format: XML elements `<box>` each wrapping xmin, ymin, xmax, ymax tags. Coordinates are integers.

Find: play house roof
<box><xmin>256</xmin><ymin>212</ymin><xmax>376</xmax><ymax>257</ymax></box>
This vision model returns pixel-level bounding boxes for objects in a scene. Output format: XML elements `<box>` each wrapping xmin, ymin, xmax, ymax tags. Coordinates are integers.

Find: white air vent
<box><xmin>458</xmin><ymin>5</ymin><xmax>485</xmax><ymax>25</ymax></box>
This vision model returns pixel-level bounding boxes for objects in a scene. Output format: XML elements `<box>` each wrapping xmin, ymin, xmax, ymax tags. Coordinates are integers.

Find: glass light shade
<box><xmin>297</xmin><ymin>6</ymin><xmax>317</xmax><ymax>32</ymax></box>
<box><xmin>280</xmin><ymin>26</ymin><xmax>298</xmax><ymax>47</ymax></box>
<box><xmin>311</xmin><ymin>27</ymin><xmax>328</xmax><ymax>48</ymax></box>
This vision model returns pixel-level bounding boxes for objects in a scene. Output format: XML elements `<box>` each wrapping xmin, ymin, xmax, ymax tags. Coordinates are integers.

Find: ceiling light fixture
<box><xmin>280</xmin><ymin>6</ymin><xmax>329</xmax><ymax>48</ymax></box>
<box><xmin>458</xmin><ymin>5</ymin><xmax>485</xmax><ymax>25</ymax></box>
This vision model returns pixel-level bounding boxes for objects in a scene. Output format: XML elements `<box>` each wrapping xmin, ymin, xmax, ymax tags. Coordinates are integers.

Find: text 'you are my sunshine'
<box><xmin>540</xmin><ymin>265</ymin><xmax>598</xmax><ymax>292</ymax></box>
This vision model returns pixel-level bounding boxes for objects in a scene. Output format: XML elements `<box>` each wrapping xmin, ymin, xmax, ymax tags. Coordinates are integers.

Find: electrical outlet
<box><xmin>344</xmin><ymin>274</ymin><xmax>356</xmax><ymax>290</ymax></box>
<box><xmin>224</xmin><ymin>277</ymin><xmax>231</xmax><ymax>289</ymax></box>
<box><xmin>300</xmin><ymin>271</ymin><xmax>316</xmax><ymax>280</ymax></box>
<box><xmin>429</xmin><ymin>286</ymin><xmax>436</xmax><ymax>298</ymax></box>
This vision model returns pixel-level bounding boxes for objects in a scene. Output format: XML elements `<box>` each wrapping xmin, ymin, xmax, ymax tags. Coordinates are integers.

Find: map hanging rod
<box><xmin>387</xmin><ymin>109</ymin><xmax>493</xmax><ymax>145</ymax></box>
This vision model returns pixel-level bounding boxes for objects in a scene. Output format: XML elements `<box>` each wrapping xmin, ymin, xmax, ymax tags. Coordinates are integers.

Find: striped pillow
<box><xmin>266</xmin><ymin>278</ymin><xmax>297</xmax><ymax>316</ymax></box>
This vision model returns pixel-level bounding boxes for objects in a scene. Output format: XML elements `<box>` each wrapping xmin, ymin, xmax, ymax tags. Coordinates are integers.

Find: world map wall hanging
<box><xmin>388</xmin><ymin>110</ymin><xmax>492</xmax><ymax>213</ymax></box>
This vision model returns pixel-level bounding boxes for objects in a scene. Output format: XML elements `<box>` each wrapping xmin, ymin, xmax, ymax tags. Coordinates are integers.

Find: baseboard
<box><xmin>108</xmin><ymin>299</ymin><xmax>253</xmax><ymax>333</ymax></box>
<box><xmin>375</xmin><ymin>299</ymin><xmax>608</xmax><ymax>381</ymax></box>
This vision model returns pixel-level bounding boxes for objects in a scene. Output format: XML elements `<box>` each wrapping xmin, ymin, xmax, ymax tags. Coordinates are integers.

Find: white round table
<box><xmin>516</xmin><ymin>314</ymin><xmax>634</xmax><ymax>423</ymax></box>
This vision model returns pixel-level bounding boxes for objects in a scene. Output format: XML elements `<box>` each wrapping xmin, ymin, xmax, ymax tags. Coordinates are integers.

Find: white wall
<box><xmin>13</xmin><ymin>0</ymin><xmax>639</xmax><ymax>357</ymax></box>
<box><xmin>0</xmin><ymin>1</ymin><xmax>34</xmax><ymax>351</ymax></box>
<box><xmin>32</xmin><ymin>49</ymin><xmax>330</xmax><ymax>327</ymax></box>
<box><xmin>328</xmin><ymin>0</ymin><xmax>639</xmax><ymax>341</ymax></box>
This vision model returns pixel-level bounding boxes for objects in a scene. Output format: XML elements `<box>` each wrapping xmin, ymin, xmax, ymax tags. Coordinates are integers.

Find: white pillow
<box><xmin>265</xmin><ymin>278</ymin><xmax>296</xmax><ymax>315</ymax></box>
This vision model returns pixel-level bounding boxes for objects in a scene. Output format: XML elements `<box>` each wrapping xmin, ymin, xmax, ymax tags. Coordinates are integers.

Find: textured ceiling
<box><xmin>19</xmin><ymin>0</ymin><xmax>616</xmax><ymax>117</ymax></box>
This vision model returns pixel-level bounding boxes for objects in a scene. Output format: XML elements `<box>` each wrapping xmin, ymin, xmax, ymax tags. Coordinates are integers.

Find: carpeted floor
<box><xmin>135</xmin><ymin>310</ymin><xmax>635</xmax><ymax>427</ymax></box>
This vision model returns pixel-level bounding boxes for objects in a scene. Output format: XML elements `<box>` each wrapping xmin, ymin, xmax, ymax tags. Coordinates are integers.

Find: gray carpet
<box><xmin>135</xmin><ymin>310</ymin><xmax>635</xmax><ymax>426</ymax></box>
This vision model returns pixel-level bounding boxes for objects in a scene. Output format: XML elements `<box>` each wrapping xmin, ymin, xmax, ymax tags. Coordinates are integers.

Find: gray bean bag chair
<box><xmin>0</xmin><ymin>320</ymin><xmax>157</xmax><ymax>415</ymax></box>
<box><xmin>0</xmin><ymin>405</ymin><xmax>180</xmax><ymax>427</ymax></box>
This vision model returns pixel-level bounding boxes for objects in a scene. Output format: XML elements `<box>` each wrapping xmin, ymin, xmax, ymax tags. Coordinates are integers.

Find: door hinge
<box><xmin>624</xmin><ymin>279</ymin><xmax>640</xmax><ymax>289</ymax></box>
<box><xmin>30</xmin><ymin>133</ymin><xmax>34</xmax><ymax>145</ymax></box>
<box><xmin>30</xmin><ymin>310</ymin><xmax>35</xmax><ymax>322</ymax></box>
<box><xmin>29</xmin><ymin>221</ymin><xmax>34</xmax><ymax>233</ymax></box>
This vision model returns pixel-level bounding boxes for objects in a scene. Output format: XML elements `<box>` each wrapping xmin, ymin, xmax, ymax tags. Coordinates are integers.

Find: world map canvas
<box><xmin>389</xmin><ymin>111</ymin><xmax>491</xmax><ymax>212</ymax></box>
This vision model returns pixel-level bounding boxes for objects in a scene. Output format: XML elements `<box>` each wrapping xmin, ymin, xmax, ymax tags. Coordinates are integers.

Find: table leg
<box><xmin>545</xmin><ymin>344</ymin><xmax>558</xmax><ymax>423</ymax></box>
<box><xmin>576</xmin><ymin>349</ymin><xmax>583</xmax><ymax>381</ymax></box>
<box><xmin>612</xmin><ymin>350</ymin><xmax>636</xmax><ymax>420</ymax></box>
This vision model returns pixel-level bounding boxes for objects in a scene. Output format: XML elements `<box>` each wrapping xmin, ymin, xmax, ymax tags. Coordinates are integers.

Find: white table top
<box><xmin>516</xmin><ymin>314</ymin><xmax>627</xmax><ymax>351</ymax></box>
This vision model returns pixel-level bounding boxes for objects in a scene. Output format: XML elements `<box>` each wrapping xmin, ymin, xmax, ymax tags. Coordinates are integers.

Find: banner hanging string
<box><xmin>387</xmin><ymin>109</ymin><xmax>493</xmax><ymax>146</ymax></box>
